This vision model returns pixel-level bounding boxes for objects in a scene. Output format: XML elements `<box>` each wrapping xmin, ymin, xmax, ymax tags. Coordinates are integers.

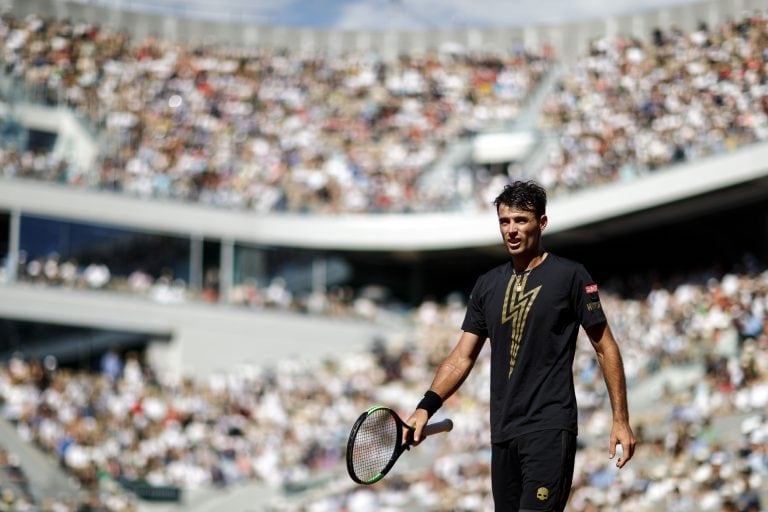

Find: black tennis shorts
<box><xmin>491</xmin><ymin>429</ymin><xmax>577</xmax><ymax>511</ymax></box>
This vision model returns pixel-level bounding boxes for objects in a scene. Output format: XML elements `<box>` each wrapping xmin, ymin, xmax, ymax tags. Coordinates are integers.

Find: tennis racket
<box><xmin>346</xmin><ymin>405</ymin><xmax>453</xmax><ymax>485</ymax></box>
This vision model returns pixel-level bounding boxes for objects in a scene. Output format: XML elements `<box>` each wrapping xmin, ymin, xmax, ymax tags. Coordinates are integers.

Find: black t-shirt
<box><xmin>461</xmin><ymin>253</ymin><xmax>607</xmax><ymax>443</ymax></box>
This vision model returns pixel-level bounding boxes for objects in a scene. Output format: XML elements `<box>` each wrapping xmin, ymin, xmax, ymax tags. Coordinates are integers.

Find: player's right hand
<box><xmin>404</xmin><ymin>408</ymin><xmax>429</xmax><ymax>446</ymax></box>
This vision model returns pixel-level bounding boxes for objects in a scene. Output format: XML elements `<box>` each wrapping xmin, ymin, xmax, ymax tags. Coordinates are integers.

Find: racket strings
<box><xmin>351</xmin><ymin>409</ymin><xmax>399</xmax><ymax>482</ymax></box>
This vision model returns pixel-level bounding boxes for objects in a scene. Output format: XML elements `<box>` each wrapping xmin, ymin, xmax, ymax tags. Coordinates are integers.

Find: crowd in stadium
<box><xmin>0</xmin><ymin>266</ymin><xmax>766</xmax><ymax>511</ymax></box>
<box><xmin>0</xmin><ymin>13</ymin><xmax>550</xmax><ymax>213</ymax></box>
<box><xmin>13</xmin><ymin>250</ymin><xmax>195</xmax><ymax>306</ymax></box>
<box><xmin>8</xmin><ymin>250</ymin><xmax>386</xmax><ymax>319</ymax></box>
<box><xmin>537</xmin><ymin>12</ymin><xmax>768</xmax><ymax>196</ymax></box>
<box><xmin>0</xmin><ymin>11</ymin><xmax>766</xmax><ymax>214</ymax></box>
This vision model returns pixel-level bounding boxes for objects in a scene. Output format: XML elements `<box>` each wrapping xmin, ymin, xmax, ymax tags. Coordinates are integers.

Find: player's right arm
<box><xmin>406</xmin><ymin>331</ymin><xmax>485</xmax><ymax>443</ymax></box>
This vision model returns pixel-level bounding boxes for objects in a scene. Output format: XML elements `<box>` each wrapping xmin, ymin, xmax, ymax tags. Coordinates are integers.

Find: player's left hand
<box><xmin>610</xmin><ymin>420</ymin><xmax>636</xmax><ymax>468</ymax></box>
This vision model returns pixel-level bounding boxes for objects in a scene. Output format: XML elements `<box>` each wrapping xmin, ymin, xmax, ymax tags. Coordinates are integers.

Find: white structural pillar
<box><xmin>219</xmin><ymin>238</ymin><xmax>235</xmax><ymax>303</ymax></box>
<box><xmin>312</xmin><ymin>256</ymin><xmax>327</xmax><ymax>294</ymax></box>
<box><xmin>189</xmin><ymin>234</ymin><xmax>203</xmax><ymax>292</ymax></box>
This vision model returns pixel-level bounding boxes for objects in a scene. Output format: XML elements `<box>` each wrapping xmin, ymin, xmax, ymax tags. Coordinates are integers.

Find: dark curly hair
<box><xmin>493</xmin><ymin>180</ymin><xmax>547</xmax><ymax>218</ymax></box>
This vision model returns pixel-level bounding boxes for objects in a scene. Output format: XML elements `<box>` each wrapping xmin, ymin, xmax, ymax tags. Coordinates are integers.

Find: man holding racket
<box><xmin>406</xmin><ymin>180</ymin><xmax>635</xmax><ymax>511</ymax></box>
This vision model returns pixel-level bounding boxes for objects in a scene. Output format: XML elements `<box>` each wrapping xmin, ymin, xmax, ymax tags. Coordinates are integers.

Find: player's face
<box><xmin>497</xmin><ymin>204</ymin><xmax>547</xmax><ymax>257</ymax></box>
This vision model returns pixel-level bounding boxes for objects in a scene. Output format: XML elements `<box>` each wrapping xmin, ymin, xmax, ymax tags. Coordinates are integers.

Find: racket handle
<box><xmin>423</xmin><ymin>418</ymin><xmax>453</xmax><ymax>437</ymax></box>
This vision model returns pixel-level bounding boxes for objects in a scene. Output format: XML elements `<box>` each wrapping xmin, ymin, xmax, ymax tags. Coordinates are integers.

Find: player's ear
<box><xmin>539</xmin><ymin>214</ymin><xmax>548</xmax><ymax>230</ymax></box>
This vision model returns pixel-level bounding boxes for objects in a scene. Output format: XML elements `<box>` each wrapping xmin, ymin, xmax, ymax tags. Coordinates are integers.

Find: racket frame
<box><xmin>346</xmin><ymin>405</ymin><xmax>452</xmax><ymax>485</ymax></box>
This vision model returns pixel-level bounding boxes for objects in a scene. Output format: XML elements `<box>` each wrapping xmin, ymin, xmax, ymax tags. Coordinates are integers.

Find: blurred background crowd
<box><xmin>1</xmin><ymin>11</ymin><xmax>767</xmax><ymax>214</ymax></box>
<box><xmin>536</xmin><ymin>14</ymin><xmax>768</xmax><ymax>195</ymax></box>
<box><xmin>0</xmin><ymin>12</ymin><xmax>551</xmax><ymax>213</ymax></box>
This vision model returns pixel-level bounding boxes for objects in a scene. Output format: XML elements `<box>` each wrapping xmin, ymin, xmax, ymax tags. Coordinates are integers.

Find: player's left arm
<box><xmin>585</xmin><ymin>321</ymin><xmax>636</xmax><ymax>468</ymax></box>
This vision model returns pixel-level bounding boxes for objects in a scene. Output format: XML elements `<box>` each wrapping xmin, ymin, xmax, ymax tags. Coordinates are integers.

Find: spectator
<box><xmin>82</xmin><ymin>262</ymin><xmax>111</xmax><ymax>289</ymax></box>
<box><xmin>100</xmin><ymin>348</ymin><xmax>123</xmax><ymax>382</ymax></box>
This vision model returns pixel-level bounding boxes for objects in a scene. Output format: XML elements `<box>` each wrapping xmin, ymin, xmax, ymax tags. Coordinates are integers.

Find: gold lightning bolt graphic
<box><xmin>501</xmin><ymin>273</ymin><xmax>541</xmax><ymax>378</ymax></box>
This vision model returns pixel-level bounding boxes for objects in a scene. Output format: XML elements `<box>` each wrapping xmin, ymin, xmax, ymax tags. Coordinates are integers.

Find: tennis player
<box><xmin>406</xmin><ymin>180</ymin><xmax>635</xmax><ymax>511</ymax></box>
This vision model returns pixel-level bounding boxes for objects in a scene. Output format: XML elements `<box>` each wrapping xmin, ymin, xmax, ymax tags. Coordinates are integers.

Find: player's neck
<box><xmin>511</xmin><ymin>250</ymin><xmax>548</xmax><ymax>274</ymax></box>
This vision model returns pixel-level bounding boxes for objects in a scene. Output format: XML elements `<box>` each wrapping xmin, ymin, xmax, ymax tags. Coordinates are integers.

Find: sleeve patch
<box><xmin>585</xmin><ymin>283</ymin><xmax>599</xmax><ymax>294</ymax></box>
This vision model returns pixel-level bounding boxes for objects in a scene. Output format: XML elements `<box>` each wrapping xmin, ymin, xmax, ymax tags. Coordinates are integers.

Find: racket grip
<box><xmin>423</xmin><ymin>418</ymin><xmax>453</xmax><ymax>437</ymax></box>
